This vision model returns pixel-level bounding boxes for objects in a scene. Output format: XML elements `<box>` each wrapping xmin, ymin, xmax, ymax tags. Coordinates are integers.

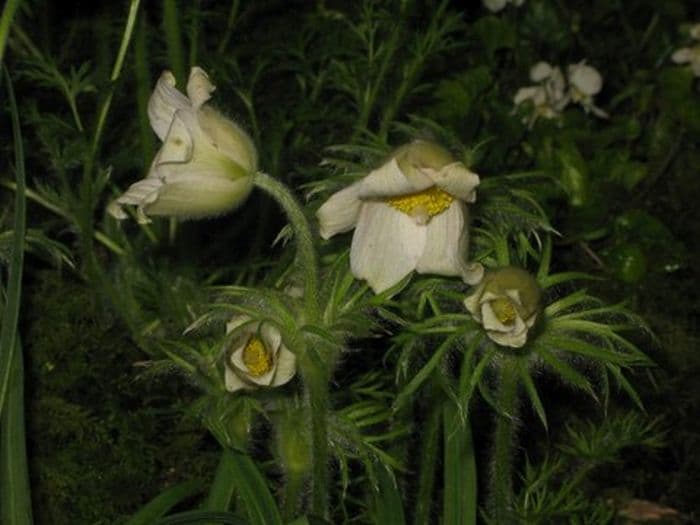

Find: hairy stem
<box><xmin>489</xmin><ymin>357</ymin><xmax>520</xmax><ymax>524</ymax></box>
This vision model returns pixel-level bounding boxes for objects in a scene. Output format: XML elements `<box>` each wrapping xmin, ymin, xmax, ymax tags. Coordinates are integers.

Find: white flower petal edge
<box><xmin>147</xmin><ymin>71</ymin><xmax>190</xmax><ymax>141</ymax></box>
<box><xmin>350</xmin><ymin>202</ymin><xmax>426</xmax><ymax>293</ymax></box>
<box><xmin>317</xmin><ymin>181</ymin><xmax>363</xmax><ymax>240</ymax></box>
<box><xmin>415</xmin><ymin>202</ymin><xmax>483</xmax><ymax>285</ymax></box>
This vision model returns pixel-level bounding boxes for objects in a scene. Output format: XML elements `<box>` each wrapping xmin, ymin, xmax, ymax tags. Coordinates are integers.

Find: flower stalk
<box><xmin>489</xmin><ymin>356</ymin><xmax>521</xmax><ymax>524</ymax></box>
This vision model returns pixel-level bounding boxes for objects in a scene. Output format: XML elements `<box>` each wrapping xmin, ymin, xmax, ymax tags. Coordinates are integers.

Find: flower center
<box><xmin>385</xmin><ymin>186</ymin><xmax>453</xmax><ymax>218</ymax></box>
<box><xmin>491</xmin><ymin>297</ymin><xmax>517</xmax><ymax>325</ymax></box>
<box><xmin>242</xmin><ymin>336</ymin><xmax>273</xmax><ymax>377</ymax></box>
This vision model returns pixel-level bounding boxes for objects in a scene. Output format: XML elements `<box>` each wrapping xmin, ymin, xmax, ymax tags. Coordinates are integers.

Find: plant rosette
<box><xmin>464</xmin><ymin>266</ymin><xmax>541</xmax><ymax>348</ymax></box>
<box><xmin>317</xmin><ymin>140</ymin><xmax>483</xmax><ymax>293</ymax></box>
<box><xmin>108</xmin><ymin>67</ymin><xmax>257</xmax><ymax>223</ymax></box>
<box><xmin>224</xmin><ymin>315</ymin><xmax>296</xmax><ymax>392</ymax></box>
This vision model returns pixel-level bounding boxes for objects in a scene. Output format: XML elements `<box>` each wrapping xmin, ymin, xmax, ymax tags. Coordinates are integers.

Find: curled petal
<box><xmin>225</xmin><ymin>366</ymin><xmax>249</xmax><ymax>392</ymax></box>
<box><xmin>187</xmin><ymin>67</ymin><xmax>215</xmax><ymax>108</ymax></box>
<box><xmin>428</xmin><ymin>162</ymin><xmax>480</xmax><ymax>203</ymax></box>
<box><xmin>316</xmin><ymin>181</ymin><xmax>363</xmax><ymax>239</ymax></box>
<box><xmin>157</xmin><ymin>112</ymin><xmax>195</xmax><ymax>164</ymax></box>
<box><xmin>671</xmin><ymin>48</ymin><xmax>693</xmax><ymax>64</ymax></box>
<box><xmin>272</xmin><ymin>346</ymin><xmax>297</xmax><ymax>386</ymax></box>
<box><xmin>148</xmin><ymin>71</ymin><xmax>190</xmax><ymax>141</ymax></box>
<box><xmin>530</xmin><ymin>62</ymin><xmax>554</xmax><ymax>82</ymax></box>
<box><xmin>358</xmin><ymin>158</ymin><xmax>433</xmax><ymax>199</ymax></box>
<box><xmin>568</xmin><ymin>63</ymin><xmax>603</xmax><ymax>95</ymax></box>
<box><xmin>489</xmin><ymin>324</ymin><xmax>528</xmax><ymax>348</ymax></box>
<box><xmin>350</xmin><ymin>203</ymin><xmax>426</xmax><ymax>293</ymax></box>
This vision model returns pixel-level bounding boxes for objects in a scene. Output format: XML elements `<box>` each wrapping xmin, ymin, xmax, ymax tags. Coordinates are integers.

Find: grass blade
<box><xmin>371</xmin><ymin>465</ymin><xmax>406</xmax><ymax>525</ymax></box>
<box><xmin>0</xmin><ymin>338</ymin><xmax>32</xmax><ymax>525</ymax></box>
<box><xmin>124</xmin><ymin>481</ymin><xmax>203</xmax><ymax>525</ymax></box>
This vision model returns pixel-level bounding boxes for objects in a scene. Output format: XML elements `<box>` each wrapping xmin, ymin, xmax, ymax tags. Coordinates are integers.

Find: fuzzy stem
<box><xmin>304</xmin><ymin>363</ymin><xmax>329</xmax><ymax>518</ymax></box>
<box><xmin>413</xmin><ymin>401</ymin><xmax>441</xmax><ymax>525</ymax></box>
<box><xmin>489</xmin><ymin>356</ymin><xmax>520</xmax><ymax>524</ymax></box>
<box><xmin>282</xmin><ymin>471</ymin><xmax>305</xmax><ymax>520</ymax></box>
<box><xmin>252</xmin><ymin>172</ymin><xmax>320</xmax><ymax>318</ymax></box>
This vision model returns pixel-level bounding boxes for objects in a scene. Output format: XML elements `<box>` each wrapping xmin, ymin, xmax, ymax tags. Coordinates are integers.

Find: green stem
<box><xmin>282</xmin><ymin>472</ymin><xmax>304</xmax><ymax>520</ymax></box>
<box><xmin>0</xmin><ymin>0</ymin><xmax>21</xmax><ymax>70</ymax></box>
<box><xmin>413</xmin><ymin>402</ymin><xmax>441</xmax><ymax>525</ymax></box>
<box><xmin>252</xmin><ymin>171</ymin><xmax>320</xmax><ymax>318</ymax></box>
<box><xmin>163</xmin><ymin>0</ymin><xmax>187</xmax><ymax>86</ymax></box>
<box><xmin>489</xmin><ymin>357</ymin><xmax>520</xmax><ymax>524</ymax></box>
<box><xmin>304</xmin><ymin>364</ymin><xmax>329</xmax><ymax>518</ymax></box>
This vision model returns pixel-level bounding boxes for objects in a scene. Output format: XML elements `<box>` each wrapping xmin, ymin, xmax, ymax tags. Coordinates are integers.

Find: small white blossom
<box><xmin>224</xmin><ymin>316</ymin><xmax>296</xmax><ymax>392</ymax></box>
<box><xmin>567</xmin><ymin>62</ymin><xmax>608</xmax><ymax>118</ymax></box>
<box><xmin>671</xmin><ymin>23</ymin><xmax>700</xmax><ymax>77</ymax></box>
<box><xmin>317</xmin><ymin>140</ymin><xmax>483</xmax><ymax>293</ymax></box>
<box><xmin>108</xmin><ymin>67</ymin><xmax>257</xmax><ymax>223</ymax></box>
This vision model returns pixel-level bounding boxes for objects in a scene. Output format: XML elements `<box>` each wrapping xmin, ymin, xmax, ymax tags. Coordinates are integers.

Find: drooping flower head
<box><xmin>671</xmin><ymin>23</ymin><xmax>700</xmax><ymax>77</ymax></box>
<box><xmin>108</xmin><ymin>67</ymin><xmax>257</xmax><ymax>223</ymax></box>
<box><xmin>567</xmin><ymin>61</ymin><xmax>608</xmax><ymax>117</ymax></box>
<box><xmin>464</xmin><ymin>266</ymin><xmax>541</xmax><ymax>348</ymax></box>
<box><xmin>224</xmin><ymin>316</ymin><xmax>296</xmax><ymax>392</ymax></box>
<box><xmin>514</xmin><ymin>62</ymin><xmax>568</xmax><ymax>126</ymax></box>
<box><xmin>317</xmin><ymin>140</ymin><xmax>483</xmax><ymax>293</ymax></box>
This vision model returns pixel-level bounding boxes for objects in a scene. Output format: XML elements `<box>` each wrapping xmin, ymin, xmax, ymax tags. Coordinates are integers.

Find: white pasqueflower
<box><xmin>108</xmin><ymin>67</ymin><xmax>257</xmax><ymax>224</ymax></box>
<box><xmin>514</xmin><ymin>62</ymin><xmax>568</xmax><ymax>126</ymax></box>
<box><xmin>567</xmin><ymin>61</ymin><xmax>608</xmax><ymax>117</ymax></box>
<box><xmin>482</xmin><ymin>0</ymin><xmax>525</xmax><ymax>13</ymax></box>
<box><xmin>224</xmin><ymin>316</ymin><xmax>296</xmax><ymax>392</ymax></box>
<box><xmin>464</xmin><ymin>267</ymin><xmax>541</xmax><ymax>348</ymax></box>
<box><xmin>317</xmin><ymin>140</ymin><xmax>483</xmax><ymax>293</ymax></box>
<box><xmin>671</xmin><ymin>23</ymin><xmax>700</xmax><ymax>77</ymax></box>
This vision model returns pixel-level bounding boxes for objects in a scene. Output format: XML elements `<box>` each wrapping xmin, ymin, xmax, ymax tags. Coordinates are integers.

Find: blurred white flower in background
<box><xmin>317</xmin><ymin>140</ymin><xmax>483</xmax><ymax>293</ymax></box>
<box><xmin>514</xmin><ymin>60</ymin><xmax>607</xmax><ymax>126</ymax></box>
<box><xmin>108</xmin><ymin>67</ymin><xmax>257</xmax><ymax>224</ymax></box>
<box><xmin>671</xmin><ymin>23</ymin><xmax>700</xmax><ymax>77</ymax></box>
<box><xmin>482</xmin><ymin>0</ymin><xmax>525</xmax><ymax>13</ymax></box>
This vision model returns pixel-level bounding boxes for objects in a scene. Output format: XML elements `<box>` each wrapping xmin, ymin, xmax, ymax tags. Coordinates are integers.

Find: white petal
<box><xmin>514</xmin><ymin>86</ymin><xmax>543</xmax><ymax>106</ymax></box>
<box><xmin>691</xmin><ymin>25</ymin><xmax>700</xmax><ymax>40</ymax></box>
<box><xmin>316</xmin><ymin>181</ymin><xmax>363</xmax><ymax>239</ymax></box>
<box><xmin>488</xmin><ymin>326</ymin><xmax>528</xmax><ymax>348</ymax></box>
<box><xmin>157</xmin><ymin>112</ymin><xmax>195</xmax><ymax>164</ymax></box>
<box><xmin>272</xmin><ymin>346</ymin><xmax>297</xmax><ymax>386</ymax></box>
<box><xmin>115</xmin><ymin>177</ymin><xmax>162</xmax><ymax>208</ymax></box>
<box><xmin>464</xmin><ymin>283</ymin><xmax>486</xmax><ymax>320</ymax></box>
<box><xmin>225</xmin><ymin>367</ymin><xmax>250</xmax><ymax>392</ymax></box>
<box><xmin>187</xmin><ymin>67</ymin><xmax>215</xmax><ymax>108</ymax></box>
<box><xmin>226</xmin><ymin>315</ymin><xmax>254</xmax><ymax>334</ymax></box>
<box><xmin>350</xmin><ymin>202</ymin><xmax>426</xmax><ymax>293</ymax></box>
<box><xmin>427</xmin><ymin>162</ymin><xmax>480</xmax><ymax>203</ymax></box>
<box><xmin>482</xmin><ymin>0</ymin><xmax>507</xmax><ymax>12</ymax></box>
<box><xmin>671</xmin><ymin>48</ymin><xmax>693</xmax><ymax>64</ymax></box>
<box><xmin>505</xmin><ymin>289</ymin><xmax>523</xmax><ymax>306</ymax></box>
<box><xmin>142</xmin><ymin>173</ymin><xmax>253</xmax><ymax>219</ymax></box>
<box><xmin>198</xmin><ymin>107</ymin><xmax>257</xmax><ymax>173</ymax></box>
<box><xmin>692</xmin><ymin>57</ymin><xmax>700</xmax><ymax>77</ymax></box>
<box><xmin>357</xmin><ymin>158</ymin><xmax>433</xmax><ymax>199</ymax></box>
<box><xmin>525</xmin><ymin>312</ymin><xmax>538</xmax><ymax>328</ymax></box>
<box><xmin>262</xmin><ymin>324</ymin><xmax>282</xmax><ymax>353</ymax></box>
<box><xmin>530</xmin><ymin>62</ymin><xmax>554</xmax><ymax>82</ymax></box>
<box><xmin>568</xmin><ymin>63</ymin><xmax>603</xmax><ymax>95</ymax></box>
<box><xmin>148</xmin><ymin>71</ymin><xmax>190</xmax><ymax>141</ymax></box>
<box><xmin>415</xmin><ymin>202</ymin><xmax>483</xmax><ymax>284</ymax></box>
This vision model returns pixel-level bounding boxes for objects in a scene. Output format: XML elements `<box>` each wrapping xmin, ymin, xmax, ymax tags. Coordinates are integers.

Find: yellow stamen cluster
<box><xmin>385</xmin><ymin>186</ymin><xmax>453</xmax><ymax>217</ymax></box>
<box><xmin>491</xmin><ymin>297</ymin><xmax>517</xmax><ymax>325</ymax></box>
<box><xmin>242</xmin><ymin>336</ymin><xmax>273</xmax><ymax>377</ymax></box>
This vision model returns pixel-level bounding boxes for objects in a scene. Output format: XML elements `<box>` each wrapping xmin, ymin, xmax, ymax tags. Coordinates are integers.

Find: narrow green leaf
<box><xmin>371</xmin><ymin>465</ymin><xmax>406</xmax><ymax>525</ymax></box>
<box><xmin>1</xmin><ymin>338</ymin><xmax>32</xmax><ymax>525</ymax></box>
<box><xmin>443</xmin><ymin>402</ymin><xmax>477</xmax><ymax>525</ymax></box>
<box><xmin>516</xmin><ymin>360</ymin><xmax>547</xmax><ymax>431</ymax></box>
<box><xmin>0</xmin><ymin>69</ymin><xmax>26</xmax><ymax>416</ymax></box>
<box><xmin>124</xmin><ymin>481</ymin><xmax>203</xmax><ymax>525</ymax></box>
<box><xmin>534</xmin><ymin>345</ymin><xmax>596</xmax><ymax>400</ymax></box>
<box><xmin>203</xmin><ymin>450</ymin><xmax>237</xmax><ymax>511</ymax></box>
<box><xmin>223</xmin><ymin>449</ymin><xmax>283</xmax><ymax>525</ymax></box>
<box><xmin>0</xmin><ymin>0</ymin><xmax>21</xmax><ymax>70</ymax></box>
<box><xmin>154</xmin><ymin>510</ymin><xmax>249</xmax><ymax>524</ymax></box>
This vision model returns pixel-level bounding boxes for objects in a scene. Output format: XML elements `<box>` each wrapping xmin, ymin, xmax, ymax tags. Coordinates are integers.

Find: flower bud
<box><xmin>464</xmin><ymin>266</ymin><xmax>541</xmax><ymax>348</ymax></box>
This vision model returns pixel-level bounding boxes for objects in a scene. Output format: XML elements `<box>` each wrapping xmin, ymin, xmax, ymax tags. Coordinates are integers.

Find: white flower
<box><xmin>671</xmin><ymin>23</ymin><xmax>700</xmax><ymax>77</ymax></box>
<box><xmin>108</xmin><ymin>67</ymin><xmax>257</xmax><ymax>224</ymax></box>
<box><xmin>224</xmin><ymin>316</ymin><xmax>296</xmax><ymax>392</ymax></box>
<box><xmin>567</xmin><ymin>61</ymin><xmax>608</xmax><ymax>117</ymax></box>
<box><xmin>514</xmin><ymin>62</ymin><xmax>568</xmax><ymax>126</ymax></box>
<box><xmin>464</xmin><ymin>267</ymin><xmax>541</xmax><ymax>348</ymax></box>
<box><xmin>317</xmin><ymin>140</ymin><xmax>483</xmax><ymax>293</ymax></box>
<box><xmin>482</xmin><ymin>0</ymin><xmax>525</xmax><ymax>13</ymax></box>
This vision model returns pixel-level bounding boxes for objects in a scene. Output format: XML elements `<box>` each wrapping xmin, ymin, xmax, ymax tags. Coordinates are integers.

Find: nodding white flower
<box><xmin>514</xmin><ymin>62</ymin><xmax>568</xmax><ymax>126</ymax></box>
<box><xmin>671</xmin><ymin>23</ymin><xmax>700</xmax><ymax>77</ymax></box>
<box><xmin>567</xmin><ymin>62</ymin><xmax>608</xmax><ymax>118</ymax></box>
<box><xmin>108</xmin><ymin>67</ymin><xmax>257</xmax><ymax>224</ymax></box>
<box><xmin>317</xmin><ymin>140</ymin><xmax>483</xmax><ymax>293</ymax></box>
<box><xmin>224</xmin><ymin>316</ymin><xmax>296</xmax><ymax>392</ymax></box>
<box><xmin>464</xmin><ymin>267</ymin><xmax>541</xmax><ymax>348</ymax></box>
<box><xmin>482</xmin><ymin>0</ymin><xmax>525</xmax><ymax>13</ymax></box>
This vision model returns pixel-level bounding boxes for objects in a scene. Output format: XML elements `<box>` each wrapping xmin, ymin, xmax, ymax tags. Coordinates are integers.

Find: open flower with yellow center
<box><xmin>464</xmin><ymin>266</ymin><xmax>541</xmax><ymax>348</ymax></box>
<box><xmin>317</xmin><ymin>140</ymin><xmax>483</xmax><ymax>293</ymax></box>
<box><xmin>108</xmin><ymin>67</ymin><xmax>257</xmax><ymax>224</ymax></box>
<box><xmin>672</xmin><ymin>24</ymin><xmax>700</xmax><ymax>77</ymax></box>
<box><xmin>224</xmin><ymin>315</ymin><xmax>296</xmax><ymax>392</ymax></box>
